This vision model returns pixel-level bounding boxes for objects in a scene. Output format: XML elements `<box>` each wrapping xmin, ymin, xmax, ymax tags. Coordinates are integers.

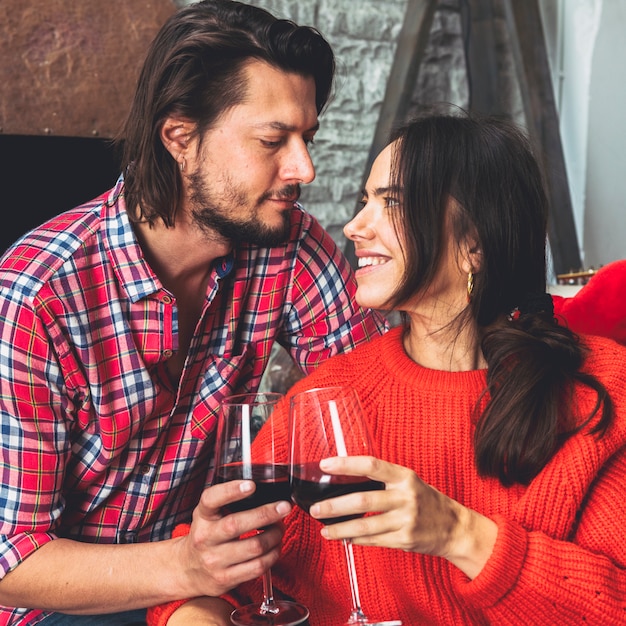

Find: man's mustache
<box><xmin>260</xmin><ymin>185</ymin><xmax>301</xmax><ymax>203</ymax></box>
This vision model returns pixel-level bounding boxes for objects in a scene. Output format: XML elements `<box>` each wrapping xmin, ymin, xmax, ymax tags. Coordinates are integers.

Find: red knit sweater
<box><xmin>149</xmin><ymin>328</ymin><xmax>626</xmax><ymax>625</ymax></box>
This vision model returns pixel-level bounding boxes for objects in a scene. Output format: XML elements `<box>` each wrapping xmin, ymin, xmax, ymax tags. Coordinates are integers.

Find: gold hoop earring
<box><xmin>467</xmin><ymin>271</ymin><xmax>474</xmax><ymax>302</ymax></box>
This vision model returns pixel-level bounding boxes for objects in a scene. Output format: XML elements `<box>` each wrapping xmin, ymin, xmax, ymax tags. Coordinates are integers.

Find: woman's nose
<box><xmin>343</xmin><ymin>206</ymin><xmax>373</xmax><ymax>241</ymax></box>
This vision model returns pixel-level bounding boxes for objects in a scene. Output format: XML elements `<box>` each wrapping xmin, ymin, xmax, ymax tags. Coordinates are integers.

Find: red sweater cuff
<box><xmin>453</xmin><ymin>514</ymin><xmax>527</xmax><ymax>608</ymax></box>
<box><xmin>146</xmin><ymin>524</ymin><xmax>193</xmax><ymax>626</ymax></box>
<box><xmin>146</xmin><ymin>599</ymin><xmax>189</xmax><ymax>626</ymax></box>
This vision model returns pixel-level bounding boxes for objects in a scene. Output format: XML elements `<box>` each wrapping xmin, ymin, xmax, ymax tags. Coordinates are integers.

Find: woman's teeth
<box><xmin>357</xmin><ymin>256</ymin><xmax>388</xmax><ymax>268</ymax></box>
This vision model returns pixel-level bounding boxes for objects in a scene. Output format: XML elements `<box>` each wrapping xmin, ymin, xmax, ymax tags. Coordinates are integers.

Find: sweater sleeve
<box><xmin>453</xmin><ymin>448</ymin><xmax>626</xmax><ymax>624</ymax></box>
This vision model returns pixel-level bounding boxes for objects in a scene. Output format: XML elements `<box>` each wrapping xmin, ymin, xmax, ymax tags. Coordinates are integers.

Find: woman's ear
<box><xmin>461</xmin><ymin>233</ymin><xmax>483</xmax><ymax>275</ymax></box>
<box><xmin>160</xmin><ymin>117</ymin><xmax>195</xmax><ymax>169</ymax></box>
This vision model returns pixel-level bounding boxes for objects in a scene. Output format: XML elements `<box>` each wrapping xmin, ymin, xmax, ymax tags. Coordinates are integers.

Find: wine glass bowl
<box><xmin>215</xmin><ymin>392</ymin><xmax>309</xmax><ymax>626</ymax></box>
<box><xmin>289</xmin><ymin>386</ymin><xmax>402</xmax><ymax>626</ymax></box>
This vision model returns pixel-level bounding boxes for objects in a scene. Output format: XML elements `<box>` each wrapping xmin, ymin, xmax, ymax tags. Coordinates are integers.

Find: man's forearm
<box><xmin>0</xmin><ymin>537</ymin><xmax>187</xmax><ymax>614</ymax></box>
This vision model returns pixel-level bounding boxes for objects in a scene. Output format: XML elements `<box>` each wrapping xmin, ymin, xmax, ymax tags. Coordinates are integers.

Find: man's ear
<box><xmin>160</xmin><ymin>117</ymin><xmax>195</xmax><ymax>168</ymax></box>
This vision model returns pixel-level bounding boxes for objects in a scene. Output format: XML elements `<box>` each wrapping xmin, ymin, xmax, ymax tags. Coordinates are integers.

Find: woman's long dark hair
<box><xmin>116</xmin><ymin>0</ymin><xmax>335</xmax><ymax>226</ymax></box>
<box><xmin>387</xmin><ymin>113</ymin><xmax>613</xmax><ymax>486</ymax></box>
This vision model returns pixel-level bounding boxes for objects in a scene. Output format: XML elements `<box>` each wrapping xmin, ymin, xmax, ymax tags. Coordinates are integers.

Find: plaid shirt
<box><xmin>0</xmin><ymin>175</ymin><xmax>385</xmax><ymax>624</ymax></box>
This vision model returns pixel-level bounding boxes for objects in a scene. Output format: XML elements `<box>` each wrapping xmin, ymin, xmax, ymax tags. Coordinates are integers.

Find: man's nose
<box><xmin>282</xmin><ymin>141</ymin><xmax>315</xmax><ymax>184</ymax></box>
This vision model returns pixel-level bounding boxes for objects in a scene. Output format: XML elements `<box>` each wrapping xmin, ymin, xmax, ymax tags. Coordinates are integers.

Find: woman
<box><xmin>149</xmin><ymin>114</ymin><xmax>626</xmax><ymax>625</ymax></box>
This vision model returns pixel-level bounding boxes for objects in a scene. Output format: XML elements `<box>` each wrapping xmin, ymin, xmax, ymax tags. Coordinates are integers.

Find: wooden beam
<box><xmin>503</xmin><ymin>0</ymin><xmax>582</xmax><ymax>274</ymax></box>
<box><xmin>363</xmin><ymin>0</ymin><xmax>438</xmax><ymax>176</ymax></box>
<box><xmin>465</xmin><ymin>0</ymin><xmax>507</xmax><ymax>115</ymax></box>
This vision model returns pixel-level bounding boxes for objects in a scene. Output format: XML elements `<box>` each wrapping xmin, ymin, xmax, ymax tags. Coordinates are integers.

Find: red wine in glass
<box><xmin>216</xmin><ymin>392</ymin><xmax>309</xmax><ymax>626</ymax></box>
<box><xmin>291</xmin><ymin>462</ymin><xmax>384</xmax><ymax>524</ymax></box>
<box><xmin>216</xmin><ymin>462</ymin><xmax>291</xmax><ymax>513</ymax></box>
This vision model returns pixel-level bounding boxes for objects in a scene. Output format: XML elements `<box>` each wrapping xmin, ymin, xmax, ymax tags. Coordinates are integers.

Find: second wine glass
<box><xmin>289</xmin><ymin>385</ymin><xmax>402</xmax><ymax>626</ymax></box>
<box><xmin>215</xmin><ymin>392</ymin><xmax>309</xmax><ymax>626</ymax></box>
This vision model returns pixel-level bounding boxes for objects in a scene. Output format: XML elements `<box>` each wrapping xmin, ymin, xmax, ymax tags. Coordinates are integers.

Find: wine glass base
<box><xmin>230</xmin><ymin>600</ymin><xmax>309</xmax><ymax>626</ymax></box>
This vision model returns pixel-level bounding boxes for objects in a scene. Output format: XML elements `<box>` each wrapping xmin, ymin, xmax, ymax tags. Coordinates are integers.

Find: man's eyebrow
<box><xmin>253</xmin><ymin>121</ymin><xmax>320</xmax><ymax>133</ymax></box>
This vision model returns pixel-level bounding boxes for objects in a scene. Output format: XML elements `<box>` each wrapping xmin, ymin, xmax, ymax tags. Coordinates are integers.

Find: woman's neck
<box><xmin>402</xmin><ymin>312</ymin><xmax>487</xmax><ymax>372</ymax></box>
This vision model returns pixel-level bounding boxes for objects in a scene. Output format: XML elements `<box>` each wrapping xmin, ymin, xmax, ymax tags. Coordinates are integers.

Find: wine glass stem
<box><xmin>259</xmin><ymin>569</ymin><xmax>280</xmax><ymax>615</ymax></box>
<box><xmin>343</xmin><ymin>539</ymin><xmax>369</xmax><ymax>623</ymax></box>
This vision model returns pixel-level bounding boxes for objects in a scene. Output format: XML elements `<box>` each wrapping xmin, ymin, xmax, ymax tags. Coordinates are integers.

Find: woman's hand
<box><xmin>309</xmin><ymin>456</ymin><xmax>498</xmax><ymax>579</ymax></box>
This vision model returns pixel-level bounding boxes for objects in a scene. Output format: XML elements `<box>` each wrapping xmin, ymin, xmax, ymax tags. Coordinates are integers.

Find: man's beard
<box><xmin>188</xmin><ymin>172</ymin><xmax>297</xmax><ymax>247</ymax></box>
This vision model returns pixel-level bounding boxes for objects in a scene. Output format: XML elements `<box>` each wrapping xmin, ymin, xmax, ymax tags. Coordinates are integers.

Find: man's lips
<box><xmin>269</xmin><ymin>197</ymin><xmax>298</xmax><ymax>204</ymax></box>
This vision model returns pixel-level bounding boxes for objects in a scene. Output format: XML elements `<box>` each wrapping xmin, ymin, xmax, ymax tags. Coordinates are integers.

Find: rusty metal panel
<box><xmin>0</xmin><ymin>0</ymin><xmax>177</xmax><ymax>138</ymax></box>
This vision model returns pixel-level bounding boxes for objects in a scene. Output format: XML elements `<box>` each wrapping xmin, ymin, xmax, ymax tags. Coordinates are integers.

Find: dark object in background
<box><xmin>0</xmin><ymin>0</ymin><xmax>176</xmax><ymax>252</ymax></box>
<box><xmin>0</xmin><ymin>135</ymin><xmax>120</xmax><ymax>252</ymax></box>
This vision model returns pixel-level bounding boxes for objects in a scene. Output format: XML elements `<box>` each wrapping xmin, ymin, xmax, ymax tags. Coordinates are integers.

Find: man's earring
<box><xmin>467</xmin><ymin>271</ymin><xmax>474</xmax><ymax>302</ymax></box>
<box><xmin>179</xmin><ymin>157</ymin><xmax>186</xmax><ymax>172</ymax></box>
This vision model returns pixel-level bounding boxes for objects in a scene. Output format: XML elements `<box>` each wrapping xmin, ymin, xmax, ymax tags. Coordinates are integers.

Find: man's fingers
<box><xmin>217</xmin><ymin>500</ymin><xmax>292</xmax><ymax>542</ymax></box>
<box><xmin>181</xmin><ymin>524</ymin><xmax>285</xmax><ymax>595</ymax></box>
<box><xmin>196</xmin><ymin>480</ymin><xmax>257</xmax><ymax>518</ymax></box>
<box><xmin>192</xmin><ymin>483</ymin><xmax>292</xmax><ymax>544</ymax></box>
<box><xmin>207</xmin><ymin>535</ymin><xmax>284</xmax><ymax>592</ymax></box>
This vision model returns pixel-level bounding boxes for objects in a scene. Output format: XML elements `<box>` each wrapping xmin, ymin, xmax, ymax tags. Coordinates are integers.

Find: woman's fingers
<box><xmin>310</xmin><ymin>457</ymin><xmax>463</xmax><ymax>556</ymax></box>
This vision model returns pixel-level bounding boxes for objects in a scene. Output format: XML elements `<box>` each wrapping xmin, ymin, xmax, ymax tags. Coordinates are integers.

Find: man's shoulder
<box><xmin>296</xmin><ymin>328</ymin><xmax>391</xmax><ymax>379</ymax></box>
<box><xmin>0</xmin><ymin>194</ymin><xmax>107</xmax><ymax>300</ymax></box>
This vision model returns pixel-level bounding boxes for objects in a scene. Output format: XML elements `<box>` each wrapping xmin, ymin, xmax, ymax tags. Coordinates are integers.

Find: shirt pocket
<box><xmin>191</xmin><ymin>342</ymin><xmax>260</xmax><ymax>439</ymax></box>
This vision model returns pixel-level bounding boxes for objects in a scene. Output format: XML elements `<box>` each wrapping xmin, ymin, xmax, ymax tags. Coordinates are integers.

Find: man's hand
<box><xmin>175</xmin><ymin>479</ymin><xmax>292</xmax><ymax>598</ymax></box>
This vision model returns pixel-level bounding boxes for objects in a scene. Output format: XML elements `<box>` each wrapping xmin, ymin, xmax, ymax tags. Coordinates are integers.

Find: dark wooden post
<box><xmin>503</xmin><ymin>0</ymin><xmax>582</xmax><ymax>274</ymax></box>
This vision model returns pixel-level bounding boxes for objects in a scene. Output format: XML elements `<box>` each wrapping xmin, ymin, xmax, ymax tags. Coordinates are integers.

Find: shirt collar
<box><xmin>101</xmin><ymin>174</ymin><xmax>161</xmax><ymax>303</ymax></box>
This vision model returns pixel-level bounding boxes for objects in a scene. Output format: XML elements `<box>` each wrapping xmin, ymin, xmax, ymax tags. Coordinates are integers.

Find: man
<box><xmin>0</xmin><ymin>1</ymin><xmax>386</xmax><ymax>623</ymax></box>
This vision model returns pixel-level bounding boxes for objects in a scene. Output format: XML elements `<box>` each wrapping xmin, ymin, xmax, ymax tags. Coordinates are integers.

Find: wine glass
<box><xmin>215</xmin><ymin>392</ymin><xmax>309</xmax><ymax>626</ymax></box>
<box><xmin>289</xmin><ymin>386</ymin><xmax>402</xmax><ymax>626</ymax></box>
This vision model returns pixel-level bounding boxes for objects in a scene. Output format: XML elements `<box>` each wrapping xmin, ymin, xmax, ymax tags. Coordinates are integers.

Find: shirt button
<box><xmin>161</xmin><ymin>295</ymin><xmax>173</xmax><ymax>304</ymax></box>
<box><xmin>162</xmin><ymin>349</ymin><xmax>173</xmax><ymax>358</ymax></box>
<box><xmin>139</xmin><ymin>464</ymin><xmax>151</xmax><ymax>475</ymax></box>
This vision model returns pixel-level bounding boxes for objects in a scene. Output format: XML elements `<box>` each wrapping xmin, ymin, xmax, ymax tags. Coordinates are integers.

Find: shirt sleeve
<box><xmin>283</xmin><ymin>213</ymin><xmax>387</xmax><ymax>374</ymax></box>
<box><xmin>0</xmin><ymin>290</ymin><xmax>66</xmax><ymax>577</ymax></box>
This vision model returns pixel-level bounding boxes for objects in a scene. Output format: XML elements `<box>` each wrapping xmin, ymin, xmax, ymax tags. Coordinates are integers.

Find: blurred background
<box><xmin>1</xmin><ymin>0</ymin><xmax>624</xmax><ymax>279</ymax></box>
